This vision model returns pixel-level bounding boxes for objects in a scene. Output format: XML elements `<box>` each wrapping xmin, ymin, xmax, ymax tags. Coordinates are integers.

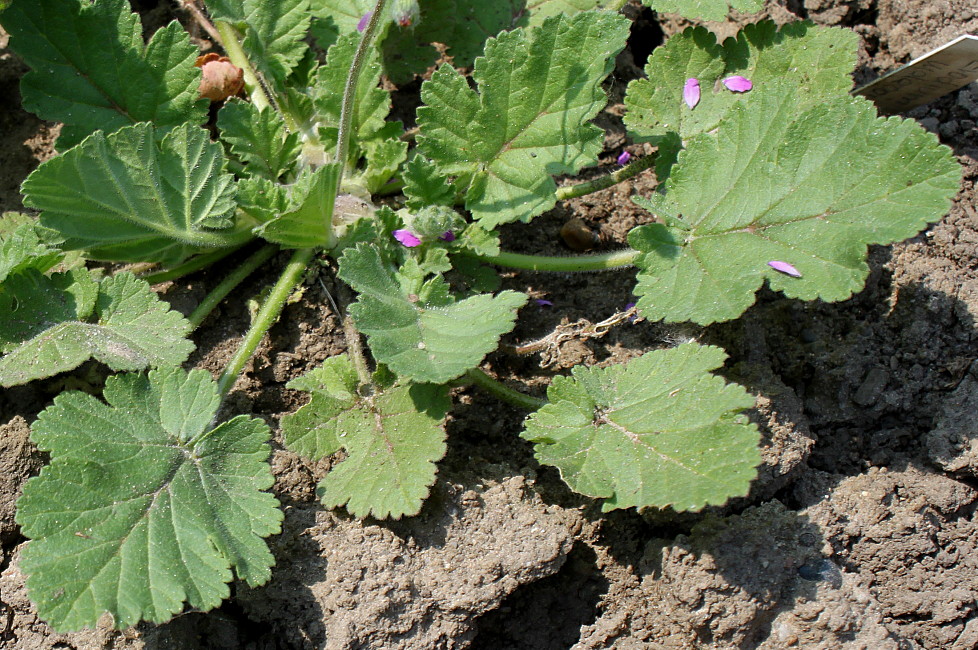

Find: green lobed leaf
<box><xmin>0</xmin><ymin>212</ymin><xmax>88</xmax><ymax>273</ymax></box>
<box><xmin>0</xmin><ymin>220</ymin><xmax>63</xmax><ymax>283</ymax></box>
<box><xmin>308</xmin><ymin>0</ymin><xmax>375</xmax><ymax>50</ymax></box>
<box><xmin>624</xmin><ymin>22</ymin><xmax>858</xmax><ymax>148</ymax></box>
<box><xmin>310</xmin><ymin>0</ymin><xmax>618</xmax><ymax>82</ymax></box>
<box><xmin>399</xmin><ymin>0</ymin><xmax>617</xmax><ymax>70</ymax></box>
<box><xmin>360</xmin><ymin>125</ymin><xmax>409</xmax><ymax>193</ymax></box>
<box><xmin>338</xmin><ymin>243</ymin><xmax>527</xmax><ymax>383</ymax></box>
<box><xmin>442</xmin><ymin>0</ymin><xmax>524</xmax><ymax>67</ymax></box>
<box><xmin>16</xmin><ymin>367</ymin><xmax>281</xmax><ymax>631</ymax></box>
<box><xmin>282</xmin><ymin>355</ymin><xmax>450</xmax><ymax>518</ymax></box>
<box><xmin>217</xmin><ymin>99</ymin><xmax>301</xmax><ymax>181</ymax></box>
<box><xmin>402</xmin><ymin>155</ymin><xmax>456</xmax><ymax>210</ymax></box>
<box><xmin>255</xmin><ymin>163</ymin><xmax>341</xmax><ymax>248</ymax></box>
<box><xmin>0</xmin><ymin>212</ymin><xmax>39</xmax><ymax>238</ymax></box>
<box><xmin>0</xmin><ymin>0</ymin><xmax>206</xmax><ymax>150</ymax></box>
<box><xmin>417</xmin><ymin>12</ymin><xmax>630</xmax><ymax>228</ymax></box>
<box><xmin>206</xmin><ymin>0</ymin><xmax>311</xmax><ymax>90</ymax></box>
<box><xmin>640</xmin><ymin>0</ymin><xmax>763</xmax><ymax>21</ymax></box>
<box><xmin>376</xmin><ymin>1</ymin><xmax>452</xmax><ymax>85</ymax></box>
<box><xmin>0</xmin><ymin>271</ymin><xmax>194</xmax><ymax>387</ymax></box>
<box><xmin>310</xmin><ymin>0</ymin><xmax>502</xmax><ymax>80</ymax></box>
<box><xmin>236</xmin><ymin>177</ymin><xmax>290</xmax><ymax>226</ymax></box>
<box><xmin>21</xmin><ymin>122</ymin><xmax>250</xmax><ymax>265</ymax></box>
<box><xmin>524</xmin><ymin>0</ymin><xmax>619</xmax><ymax>25</ymax></box>
<box><xmin>522</xmin><ymin>343</ymin><xmax>761</xmax><ymax>511</ymax></box>
<box><xmin>628</xmin><ymin>83</ymin><xmax>962</xmax><ymax>325</ymax></box>
<box><xmin>0</xmin><ymin>269</ymin><xmax>94</xmax><ymax>352</ymax></box>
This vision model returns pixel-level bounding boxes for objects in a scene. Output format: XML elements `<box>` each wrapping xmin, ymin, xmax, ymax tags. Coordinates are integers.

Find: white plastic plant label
<box><xmin>854</xmin><ymin>34</ymin><xmax>978</xmax><ymax>114</ymax></box>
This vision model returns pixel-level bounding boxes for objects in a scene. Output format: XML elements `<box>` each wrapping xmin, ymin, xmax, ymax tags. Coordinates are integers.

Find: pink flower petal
<box><xmin>768</xmin><ymin>260</ymin><xmax>801</xmax><ymax>277</ymax></box>
<box><xmin>534</xmin><ymin>299</ymin><xmax>553</xmax><ymax>307</ymax></box>
<box><xmin>393</xmin><ymin>229</ymin><xmax>422</xmax><ymax>247</ymax></box>
<box><xmin>722</xmin><ymin>76</ymin><xmax>753</xmax><ymax>93</ymax></box>
<box><xmin>356</xmin><ymin>12</ymin><xmax>372</xmax><ymax>32</ymax></box>
<box><xmin>683</xmin><ymin>78</ymin><xmax>700</xmax><ymax>108</ymax></box>
<box><xmin>439</xmin><ymin>231</ymin><xmax>456</xmax><ymax>242</ymax></box>
<box><xmin>616</xmin><ymin>151</ymin><xmax>631</xmax><ymax>166</ymax></box>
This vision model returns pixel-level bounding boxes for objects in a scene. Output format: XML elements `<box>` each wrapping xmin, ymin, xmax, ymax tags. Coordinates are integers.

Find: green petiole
<box><xmin>554</xmin><ymin>153</ymin><xmax>658</xmax><ymax>202</ymax></box>
<box><xmin>187</xmin><ymin>244</ymin><xmax>280</xmax><ymax>329</ymax></box>
<box><xmin>214</xmin><ymin>20</ymin><xmax>273</xmax><ymax>114</ymax></box>
<box><xmin>139</xmin><ymin>245</ymin><xmax>247</xmax><ymax>285</ymax></box>
<box><xmin>464</xmin><ymin>368</ymin><xmax>547</xmax><ymax>411</ymax></box>
<box><xmin>469</xmin><ymin>248</ymin><xmax>640</xmax><ymax>272</ymax></box>
<box><xmin>216</xmin><ymin>247</ymin><xmax>315</xmax><ymax>398</ymax></box>
<box><xmin>213</xmin><ymin>0</ymin><xmax>391</xmax><ymax>401</ymax></box>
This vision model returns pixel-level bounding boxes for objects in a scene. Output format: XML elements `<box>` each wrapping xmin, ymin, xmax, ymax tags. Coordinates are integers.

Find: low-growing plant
<box><xmin>0</xmin><ymin>0</ymin><xmax>961</xmax><ymax>632</ymax></box>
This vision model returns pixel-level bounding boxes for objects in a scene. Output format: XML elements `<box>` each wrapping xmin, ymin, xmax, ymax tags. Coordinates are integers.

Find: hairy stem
<box><xmin>217</xmin><ymin>248</ymin><xmax>315</xmax><ymax>397</ymax></box>
<box><xmin>344</xmin><ymin>315</ymin><xmax>373</xmax><ymax>386</ymax></box>
<box><xmin>464</xmin><ymin>368</ymin><xmax>546</xmax><ymax>411</ymax></box>
<box><xmin>336</xmin><ymin>0</ymin><xmax>390</xmax><ymax>173</ymax></box>
<box><xmin>182</xmin><ymin>1</ymin><xmax>224</xmax><ymax>45</ymax></box>
<box><xmin>469</xmin><ymin>248</ymin><xmax>640</xmax><ymax>272</ymax></box>
<box><xmin>139</xmin><ymin>245</ymin><xmax>246</xmax><ymax>285</ymax></box>
<box><xmin>555</xmin><ymin>153</ymin><xmax>658</xmax><ymax>202</ymax></box>
<box><xmin>329</xmin><ymin>0</ymin><xmax>390</xmax><ymax>387</ymax></box>
<box><xmin>187</xmin><ymin>244</ymin><xmax>279</xmax><ymax>328</ymax></box>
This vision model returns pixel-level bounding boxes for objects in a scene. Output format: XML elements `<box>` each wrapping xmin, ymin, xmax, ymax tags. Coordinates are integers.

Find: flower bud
<box><xmin>390</xmin><ymin>0</ymin><xmax>420</xmax><ymax>27</ymax></box>
<box><xmin>194</xmin><ymin>53</ymin><xmax>244</xmax><ymax>102</ymax></box>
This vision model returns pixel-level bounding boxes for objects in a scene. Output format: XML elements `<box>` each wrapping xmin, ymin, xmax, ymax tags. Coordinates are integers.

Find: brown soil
<box><xmin>3</xmin><ymin>0</ymin><xmax>978</xmax><ymax>648</ymax></box>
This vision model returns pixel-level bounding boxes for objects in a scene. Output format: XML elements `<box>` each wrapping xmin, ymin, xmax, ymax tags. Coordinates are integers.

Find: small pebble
<box><xmin>853</xmin><ymin>367</ymin><xmax>889</xmax><ymax>406</ymax></box>
<box><xmin>917</xmin><ymin>116</ymin><xmax>940</xmax><ymax>132</ymax></box>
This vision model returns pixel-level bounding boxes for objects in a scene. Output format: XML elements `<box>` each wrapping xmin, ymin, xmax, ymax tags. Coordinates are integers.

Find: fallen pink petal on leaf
<box><xmin>722</xmin><ymin>76</ymin><xmax>753</xmax><ymax>92</ymax></box>
<box><xmin>768</xmin><ymin>260</ymin><xmax>801</xmax><ymax>277</ymax></box>
<box><xmin>617</xmin><ymin>151</ymin><xmax>631</xmax><ymax>166</ymax></box>
<box><xmin>357</xmin><ymin>12</ymin><xmax>372</xmax><ymax>32</ymax></box>
<box><xmin>683</xmin><ymin>78</ymin><xmax>700</xmax><ymax>108</ymax></box>
<box><xmin>393</xmin><ymin>229</ymin><xmax>422</xmax><ymax>247</ymax></box>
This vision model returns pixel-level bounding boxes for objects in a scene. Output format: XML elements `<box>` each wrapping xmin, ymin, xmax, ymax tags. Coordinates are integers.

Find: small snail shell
<box><xmin>560</xmin><ymin>218</ymin><xmax>600</xmax><ymax>251</ymax></box>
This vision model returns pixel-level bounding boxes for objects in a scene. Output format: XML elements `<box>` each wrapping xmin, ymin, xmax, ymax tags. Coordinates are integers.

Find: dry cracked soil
<box><xmin>3</xmin><ymin>0</ymin><xmax>978</xmax><ymax>648</ymax></box>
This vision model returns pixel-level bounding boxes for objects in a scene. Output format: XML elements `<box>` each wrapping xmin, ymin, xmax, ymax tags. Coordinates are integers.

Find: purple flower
<box><xmin>722</xmin><ymin>76</ymin><xmax>753</xmax><ymax>93</ymax></box>
<box><xmin>534</xmin><ymin>299</ymin><xmax>553</xmax><ymax>307</ymax></box>
<box><xmin>356</xmin><ymin>12</ymin><xmax>372</xmax><ymax>32</ymax></box>
<box><xmin>617</xmin><ymin>151</ymin><xmax>632</xmax><ymax>166</ymax></box>
<box><xmin>393</xmin><ymin>229</ymin><xmax>421</xmax><ymax>247</ymax></box>
<box><xmin>768</xmin><ymin>260</ymin><xmax>801</xmax><ymax>278</ymax></box>
<box><xmin>683</xmin><ymin>78</ymin><xmax>700</xmax><ymax>109</ymax></box>
<box><xmin>439</xmin><ymin>231</ymin><xmax>456</xmax><ymax>242</ymax></box>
